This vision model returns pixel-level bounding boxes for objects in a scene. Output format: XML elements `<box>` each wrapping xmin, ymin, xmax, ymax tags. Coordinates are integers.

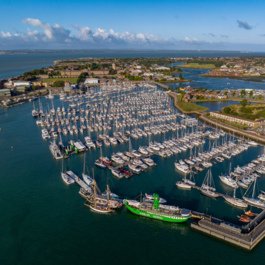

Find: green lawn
<box><xmin>177</xmin><ymin>101</ymin><xmax>208</xmax><ymax>112</ymax></box>
<box><xmin>181</xmin><ymin>63</ymin><xmax>216</xmax><ymax>69</ymax></box>
<box><xmin>169</xmin><ymin>93</ymin><xmax>208</xmax><ymax>113</ymax></box>
<box><xmin>222</xmin><ymin>104</ymin><xmax>265</xmax><ymax>121</ymax></box>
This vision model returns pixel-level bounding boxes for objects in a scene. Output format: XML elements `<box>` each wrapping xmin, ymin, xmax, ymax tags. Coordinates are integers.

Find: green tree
<box><xmin>240</xmin><ymin>89</ymin><xmax>246</xmax><ymax>98</ymax></box>
<box><xmin>223</xmin><ymin>106</ymin><xmax>232</xmax><ymax>114</ymax></box>
<box><xmin>240</xmin><ymin>99</ymin><xmax>248</xmax><ymax>108</ymax></box>
<box><xmin>179</xmin><ymin>73</ymin><xmax>184</xmax><ymax>80</ymax></box>
<box><xmin>249</xmin><ymin>90</ymin><xmax>254</xmax><ymax>98</ymax></box>
<box><xmin>52</xmin><ymin>80</ymin><xmax>65</xmax><ymax>87</ymax></box>
<box><xmin>77</xmin><ymin>72</ymin><xmax>89</xmax><ymax>84</ymax></box>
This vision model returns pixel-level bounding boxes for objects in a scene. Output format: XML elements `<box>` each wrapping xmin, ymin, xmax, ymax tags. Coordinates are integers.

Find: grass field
<box><xmin>181</xmin><ymin>63</ymin><xmax>216</xmax><ymax>69</ymax></box>
<box><xmin>169</xmin><ymin>92</ymin><xmax>208</xmax><ymax>113</ymax></box>
<box><xmin>177</xmin><ymin>100</ymin><xmax>208</xmax><ymax>112</ymax></box>
<box><xmin>222</xmin><ymin>104</ymin><xmax>265</xmax><ymax>121</ymax></box>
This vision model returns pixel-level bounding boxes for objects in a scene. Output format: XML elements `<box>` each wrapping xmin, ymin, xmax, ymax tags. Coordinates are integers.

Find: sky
<box><xmin>0</xmin><ymin>0</ymin><xmax>265</xmax><ymax>51</ymax></box>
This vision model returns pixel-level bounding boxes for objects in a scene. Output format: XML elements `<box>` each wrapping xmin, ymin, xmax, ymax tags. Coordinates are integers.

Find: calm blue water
<box><xmin>170</xmin><ymin>68</ymin><xmax>265</xmax><ymax>90</ymax></box>
<box><xmin>0</xmin><ymin>95</ymin><xmax>265</xmax><ymax>265</ymax></box>
<box><xmin>196</xmin><ymin>101</ymin><xmax>239</xmax><ymax>112</ymax></box>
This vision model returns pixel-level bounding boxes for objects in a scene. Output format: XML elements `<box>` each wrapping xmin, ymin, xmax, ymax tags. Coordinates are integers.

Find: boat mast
<box><xmin>83</xmin><ymin>152</ymin><xmax>86</xmax><ymax>175</ymax></box>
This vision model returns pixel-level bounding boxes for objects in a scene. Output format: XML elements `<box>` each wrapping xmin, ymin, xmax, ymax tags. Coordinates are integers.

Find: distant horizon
<box><xmin>1</xmin><ymin>49</ymin><xmax>265</xmax><ymax>53</ymax></box>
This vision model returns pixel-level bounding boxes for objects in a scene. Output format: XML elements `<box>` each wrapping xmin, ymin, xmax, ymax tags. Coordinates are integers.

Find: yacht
<box><xmin>219</xmin><ymin>175</ymin><xmax>238</xmax><ymax>189</ymax></box>
<box><xmin>61</xmin><ymin>172</ymin><xmax>75</xmax><ymax>185</ymax></box>
<box><xmin>49</xmin><ymin>142</ymin><xmax>63</xmax><ymax>160</ymax></box>
<box><xmin>175</xmin><ymin>163</ymin><xmax>190</xmax><ymax>175</ymax></box>
<box><xmin>224</xmin><ymin>189</ymin><xmax>248</xmax><ymax>209</ymax></box>
<box><xmin>41</xmin><ymin>129</ymin><xmax>50</xmax><ymax>140</ymax></box>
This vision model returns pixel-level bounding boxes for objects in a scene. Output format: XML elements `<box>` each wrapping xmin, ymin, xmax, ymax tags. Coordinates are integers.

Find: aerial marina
<box><xmin>25</xmin><ymin>80</ymin><xmax>265</xmax><ymax>250</ymax></box>
<box><xmin>3</xmin><ymin>0</ymin><xmax>265</xmax><ymax>263</ymax></box>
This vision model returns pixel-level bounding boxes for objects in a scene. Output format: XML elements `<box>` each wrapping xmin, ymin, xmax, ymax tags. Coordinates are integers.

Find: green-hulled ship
<box><xmin>124</xmin><ymin>194</ymin><xmax>191</xmax><ymax>223</ymax></box>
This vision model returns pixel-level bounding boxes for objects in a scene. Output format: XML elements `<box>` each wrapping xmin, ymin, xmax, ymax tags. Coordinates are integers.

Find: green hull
<box><xmin>124</xmin><ymin>202</ymin><xmax>190</xmax><ymax>223</ymax></box>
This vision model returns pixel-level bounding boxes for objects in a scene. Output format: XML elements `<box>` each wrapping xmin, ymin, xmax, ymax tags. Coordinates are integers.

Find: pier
<box><xmin>191</xmin><ymin>209</ymin><xmax>265</xmax><ymax>250</ymax></box>
<box><xmin>66</xmin><ymin>171</ymin><xmax>92</xmax><ymax>192</ymax></box>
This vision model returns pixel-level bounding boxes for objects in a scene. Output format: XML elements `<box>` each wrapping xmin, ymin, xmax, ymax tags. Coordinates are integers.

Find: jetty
<box><xmin>191</xmin><ymin>209</ymin><xmax>265</xmax><ymax>250</ymax></box>
<box><xmin>67</xmin><ymin>170</ymin><xmax>92</xmax><ymax>192</ymax></box>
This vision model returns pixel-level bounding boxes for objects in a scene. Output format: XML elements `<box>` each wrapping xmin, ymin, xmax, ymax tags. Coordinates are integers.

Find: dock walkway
<box><xmin>191</xmin><ymin>209</ymin><xmax>265</xmax><ymax>250</ymax></box>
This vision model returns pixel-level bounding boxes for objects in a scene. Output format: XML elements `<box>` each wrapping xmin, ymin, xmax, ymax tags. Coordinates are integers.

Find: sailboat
<box><xmin>176</xmin><ymin>172</ymin><xmax>196</xmax><ymax>190</ymax></box>
<box><xmin>243</xmin><ymin>178</ymin><xmax>265</xmax><ymax>208</ymax></box>
<box><xmin>32</xmin><ymin>101</ymin><xmax>39</xmax><ymax>117</ymax></box>
<box><xmin>95</xmin><ymin>146</ymin><xmax>108</xmax><ymax>168</ymax></box>
<box><xmin>85</xmin><ymin>179</ymin><xmax>113</xmax><ymax>214</ymax></box>
<box><xmin>61</xmin><ymin>160</ymin><xmax>75</xmax><ymax>185</ymax></box>
<box><xmin>82</xmin><ymin>153</ymin><xmax>93</xmax><ymax>186</ymax></box>
<box><xmin>219</xmin><ymin>163</ymin><xmax>238</xmax><ymax>189</ymax></box>
<box><xmin>224</xmin><ymin>188</ymin><xmax>248</xmax><ymax>209</ymax></box>
<box><xmin>200</xmin><ymin>169</ymin><xmax>219</xmax><ymax>198</ymax></box>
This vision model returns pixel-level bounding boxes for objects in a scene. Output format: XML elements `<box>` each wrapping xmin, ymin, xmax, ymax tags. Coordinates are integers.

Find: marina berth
<box><xmin>28</xmin><ymin>80</ymin><xmax>265</xmax><ymax>250</ymax></box>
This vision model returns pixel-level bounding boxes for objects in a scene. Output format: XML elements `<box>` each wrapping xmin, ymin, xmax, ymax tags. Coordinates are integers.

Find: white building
<box><xmin>209</xmin><ymin>112</ymin><xmax>260</xmax><ymax>128</ymax></box>
<box><xmin>153</xmin><ymin>66</ymin><xmax>170</xmax><ymax>71</ymax></box>
<box><xmin>13</xmin><ymin>81</ymin><xmax>31</xmax><ymax>87</ymax></box>
<box><xmin>84</xmin><ymin>78</ymin><xmax>99</xmax><ymax>85</ymax></box>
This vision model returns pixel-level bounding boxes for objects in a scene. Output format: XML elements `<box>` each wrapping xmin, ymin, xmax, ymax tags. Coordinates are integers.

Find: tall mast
<box><xmin>83</xmin><ymin>152</ymin><xmax>86</xmax><ymax>174</ymax></box>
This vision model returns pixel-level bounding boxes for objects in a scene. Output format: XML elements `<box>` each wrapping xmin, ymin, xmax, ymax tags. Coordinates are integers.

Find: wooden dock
<box><xmin>191</xmin><ymin>209</ymin><xmax>265</xmax><ymax>250</ymax></box>
<box><xmin>67</xmin><ymin>170</ymin><xmax>92</xmax><ymax>192</ymax></box>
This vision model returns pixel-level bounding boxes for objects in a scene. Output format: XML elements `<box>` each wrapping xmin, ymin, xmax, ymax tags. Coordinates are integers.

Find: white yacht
<box><xmin>219</xmin><ymin>175</ymin><xmax>238</xmax><ymax>189</ymax></box>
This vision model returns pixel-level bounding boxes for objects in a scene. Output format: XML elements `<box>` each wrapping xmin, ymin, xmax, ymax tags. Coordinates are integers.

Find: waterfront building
<box><xmin>84</xmin><ymin>78</ymin><xmax>99</xmax><ymax>85</ymax></box>
<box><xmin>0</xmin><ymin>88</ymin><xmax>11</xmax><ymax>97</ymax></box>
<box><xmin>13</xmin><ymin>80</ymin><xmax>31</xmax><ymax>87</ymax></box>
<box><xmin>209</xmin><ymin>112</ymin><xmax>261</xmax><ymax>128</ymax></box>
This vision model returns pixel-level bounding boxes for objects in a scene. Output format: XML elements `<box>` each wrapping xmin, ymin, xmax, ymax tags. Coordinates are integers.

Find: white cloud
<box><xmin>0</xmin><ymin>31</ymin><xmax>13</xmax><ymax>38</ymax></box>
<box><xmin>0</xmin><ymin>17</ymin><xmax>261</xmax><ymax>50</ymax></box>
<box><xmin>24</xmin><ymin>17</ymin><xmax>55</xmax><ymax>40</ymax></box>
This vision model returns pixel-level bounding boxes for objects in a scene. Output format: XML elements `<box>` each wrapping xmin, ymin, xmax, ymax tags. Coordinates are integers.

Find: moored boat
<box><xmin>124</xmin><ymin>194</ymin><xmax>191</xmax><ymax>223</ymax></box>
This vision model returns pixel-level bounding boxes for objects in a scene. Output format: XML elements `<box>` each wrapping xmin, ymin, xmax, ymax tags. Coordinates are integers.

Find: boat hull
<box><xmin>124</xmin><ymin>202</ymin><xmax>190</xmax><ymax>223</ymax></box>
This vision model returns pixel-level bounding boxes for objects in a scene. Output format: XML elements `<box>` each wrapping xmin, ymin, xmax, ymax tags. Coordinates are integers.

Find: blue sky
<box><xmin>0</xmin><ymin>0</ymin><xmax>265</xmax><ymax>50</ymax></box>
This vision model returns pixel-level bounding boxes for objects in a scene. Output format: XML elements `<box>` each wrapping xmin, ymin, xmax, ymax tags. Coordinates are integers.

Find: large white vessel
<box><xmin>49</xmin><ymin>141</ymin><xmax>63</xmax><ymax>160</ymax></box>
<box><xmin>174</xmin><ymin>163</ymin><xmax>190</xmax><ymax>175</ymax></box>
<box><xmin>224</xmin><ymin>189</ymin><xmax>248</xmax><ymax>209</ymax></box>
<box><xmin>219</xmin><ymin>175</ymin><xmax>238</xmax><ymax>189</ymax></box>
<box><xmin>243</xmin><ymin>178</ymin><xmax>265</xmax><ymax>208</ymax></box>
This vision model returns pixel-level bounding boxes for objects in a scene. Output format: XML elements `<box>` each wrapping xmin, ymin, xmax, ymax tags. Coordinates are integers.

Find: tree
<box><xmin>77</xmin><ymin>72</ymin><xmax>89</xmax><ymax>84</ymax></box>
<box><xmin>179</xmin><ymin>73</ymin><xmax>184</xmax><ymax>80</ymax></box>
<box><xmin>240</xmin><ymin>99</ymin><xmax>248</xmax><ymax>108</ymax></box>
<box><xmin>52</xmin><ymin>80</ymin><xmax>65</xmax><ymax>87</ymax></box>
<box><xmin>240</xmin><ymin>89</ymin><xmax>246</xmax><ymax>98</ymax></box>
<box><xmin>223</xmin><ymin>106</ymin><xmax>232</xmax><ymax>114</ymax></box>
<box><xmin>249</xmin><ymin>90</ymin><xmax>253</xmax><ymax>98</ymax></box>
